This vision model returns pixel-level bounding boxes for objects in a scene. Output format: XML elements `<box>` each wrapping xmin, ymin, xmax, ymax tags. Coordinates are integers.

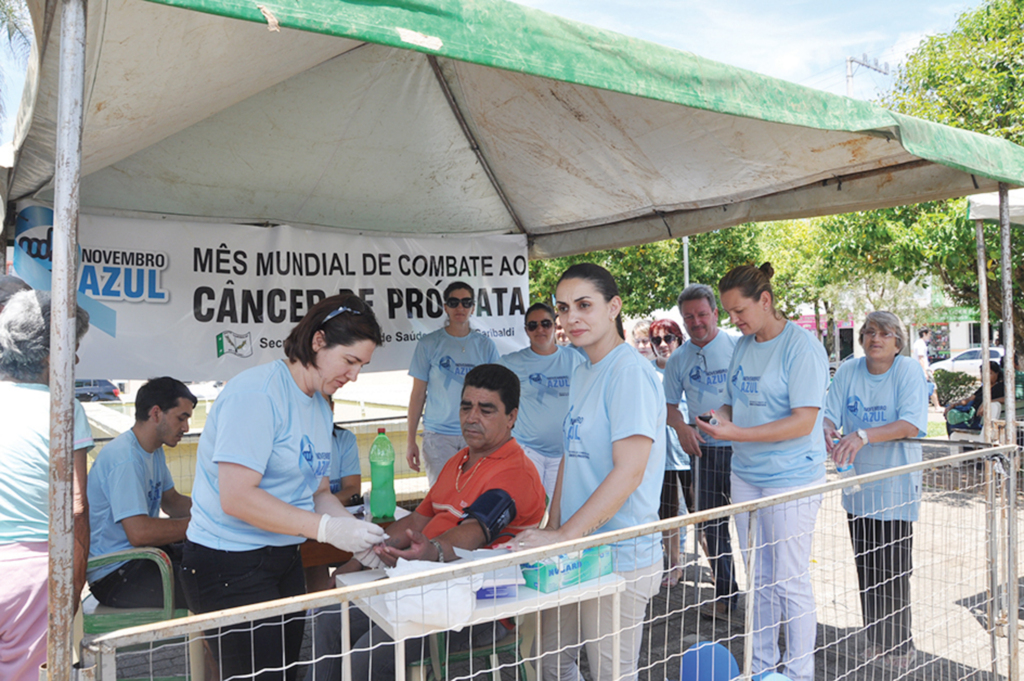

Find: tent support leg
<box><xmin>48</xmin><ymin>0</ymin><xmax>86</xmax><ymax>676</ymax></box>
<box><xmin>976</xmin><ymin>219</ymin><xmax>992</xmax><ymax>442</ymax></box>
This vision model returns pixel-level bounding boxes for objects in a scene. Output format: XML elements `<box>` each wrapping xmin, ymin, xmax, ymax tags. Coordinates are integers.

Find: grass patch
<box><xmin>926</xmin><ymin>421</ymin><xmax>947</xmax><ymax>438</ymax></box>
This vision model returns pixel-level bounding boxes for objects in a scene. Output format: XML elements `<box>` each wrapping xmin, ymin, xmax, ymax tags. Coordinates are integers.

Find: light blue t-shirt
<box><xmin>725</xmin><ymin>322</ymin><xmax>829</xmax><ymax>488</ymax></box>
<box><xmin>330</xmin><ymin>427</ymin><xmax>362</xmax><ymax>494</ymax></box>
<box><xmin>0</xmin><ymin>382</ymin><xmax>94</xmax><ymax>545</ymax></box>
<box><xmin>561</xmin><ymin>343</ymin><xmax>666</xmax><ymax>571</ymax></box>
<box><xmin>500</xmin><ymin>345</ymin><xmax>586</xmax><ymax>458</ymax></box>
<box><xmin>87</xmin><ymin>430</ymin><xmax>176</xmax><ymax>581</ymax></box>
<box><xmin>187</xmin><ymin>360</ymin><xmax>334</xmax><ymax>551</ymax></box>
<box><xmin>653</xmin><ymin>360</ymin><xmax>690</xmax><ymax>471</ymax></box>
<box><xmin>409</xmin><ymin>328</ymin><xmax>501</xmax><ymax>436</ymax></box>
<box><xmin>664</xmin><ymin>331</ymin><xmax>737</xmax><ymax>447</ymax></box>
<box><xmin>824</xmin><ymin>355</ymin><xmax>928</xmax><ymax>521</ymax></box>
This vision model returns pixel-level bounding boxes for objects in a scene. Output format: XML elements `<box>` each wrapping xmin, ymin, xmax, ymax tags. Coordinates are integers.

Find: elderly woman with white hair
<box><xmin>0</xmin><ymin>291</ymin><xmax>93</xmax><ymax>681</ymax></box>
<box><xmin>823</xmin><ymin>310</ymin><xmax>928</xmax><ymax>670</ymax></box>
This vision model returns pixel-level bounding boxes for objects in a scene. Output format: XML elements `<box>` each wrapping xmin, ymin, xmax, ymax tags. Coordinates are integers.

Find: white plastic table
<box><xmin>338</xmin><ymin>572</ymin><xmax>626</xmax><ymax>681</ymax></box>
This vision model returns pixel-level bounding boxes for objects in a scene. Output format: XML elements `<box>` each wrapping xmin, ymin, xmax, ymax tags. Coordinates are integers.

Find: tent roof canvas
<box><xmin>6</xmin><ymin>0</ymin><xmax>1024</xmax><ymax>257</ymax></box>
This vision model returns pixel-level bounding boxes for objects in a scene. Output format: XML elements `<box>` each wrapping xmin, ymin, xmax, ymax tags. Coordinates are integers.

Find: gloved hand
<box><xmin>352</xmin><ymin>546</ymin><xmax>386</xmax><ymax>569</ymax></box>
<box><xmin>317</xmin><ymin>514</ymin><xmax>386</xmax><ymax>553</ymax></box>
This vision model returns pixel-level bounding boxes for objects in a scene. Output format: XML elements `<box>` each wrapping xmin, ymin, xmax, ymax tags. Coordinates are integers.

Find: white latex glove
<box><xmin>352</xmin><ymin>547</ymin><xmax>386</xmax><ymax>569</ymax></box>
<box><xmin>317</xmin><ymin>514</ymin><xmax>386</xmax><ymax>553</ymax></box>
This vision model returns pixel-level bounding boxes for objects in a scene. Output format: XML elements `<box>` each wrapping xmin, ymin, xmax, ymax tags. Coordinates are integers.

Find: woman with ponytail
<box><xmin>696</xmin><ymin>263</ymin><xmax>829</xmax><ymax>681</ymax></box>
<box><xmin>506</xmin><ymin>263</ymin><xmax>666</xmax><ymax>681</ymax></box>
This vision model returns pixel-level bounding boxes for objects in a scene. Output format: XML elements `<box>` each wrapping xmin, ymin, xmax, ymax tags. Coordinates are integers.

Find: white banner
<box><xmin>12</xmin><ymin>209</ymin><xmax>529</xmax><ymax>380</ymax></box>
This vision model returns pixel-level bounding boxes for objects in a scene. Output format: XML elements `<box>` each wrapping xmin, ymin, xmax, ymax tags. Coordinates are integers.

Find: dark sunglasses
<box><xmin>526</xmin><ymin>319</ymin><xmax>554</xmax><ymax>331</ymax></box>
<box><xmin>651</xmin><ymin>334</ymin><xmax>678</xmax><ymax>347</ymax></box>
<box><xmin>445</xmin><ymin>297</ymin><xmax>475</xmax><ymax>309</ymax></box>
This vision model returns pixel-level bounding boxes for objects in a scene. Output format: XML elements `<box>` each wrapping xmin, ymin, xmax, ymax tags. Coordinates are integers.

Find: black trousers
<box><xmin>847</xmin><ymin>515</ymin><xmax>914</xmax><ymax>653</ymax></box>
<box><xmin>695</xmin><ymin>444</ymin><xmax>738</xmax><ymax>604</ymax></box>
<box><xmin>89</xmin><ymin>542</ymin><xmax>189</xmax><ymax>610</ymax></box>
<box><xmin>660</xmin><ymin>469</ymin><xmax>693</xmax><ymax>520</ymax></box>
<box><xmin>180</xmin><ymin>540</ymin><xmax>306</xmax><ymax>681</ymax></box>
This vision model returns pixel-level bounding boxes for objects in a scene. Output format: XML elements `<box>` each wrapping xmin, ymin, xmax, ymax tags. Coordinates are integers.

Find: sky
<box><xmin>512</xmin><ymin>0</ymin><xmax>977</xmax><ymax>99</ymax></box>
<box><xmin>0</xmin><ymin>0</ymin><xmax>980</xmax><ymax>144</ymax></box>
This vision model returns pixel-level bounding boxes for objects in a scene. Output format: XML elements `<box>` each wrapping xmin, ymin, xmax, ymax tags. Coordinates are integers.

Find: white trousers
<box><xmin>522</xmin><ymin>445</ymin><xmax>561</xmax><ymax>498</ymax></box>
<box><xmin>421</xmin><ymin>431</ymin><xmax>466</xmax><ymax>486</ymax></box>
<box><xmin>732</xmin><ymin>473</ymin><xmax>824</xmax><ymax>681</ymax></box>
<box><xmin>538</xmin><ymin>560</ymin><xmax>661</xmax><ymax>681</ymax></box>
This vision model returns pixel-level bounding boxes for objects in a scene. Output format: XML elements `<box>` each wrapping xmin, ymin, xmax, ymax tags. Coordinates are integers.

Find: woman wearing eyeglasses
<box><xmin>499</xmin><ymin>302</ymin><xmax>586</xmax><ymax>495</ymax></box>
<box><xmin>181</xmin><ymin>294</ymin><xmax>386</xmax><ymax>681</ymax></box>
<box><xmin>823</xmin><ymin>311</ymin><xmax>927</xmax><ymax>669</ymax></box>
<box><xmin>407</xmin><ymin>281</ymin><xmax>501</xmax><ymax>485</ymax></box>
<box><xmin>649</xmin><ymin>319</ymin><xmax>692</xmax><ymax>586</ymax></box>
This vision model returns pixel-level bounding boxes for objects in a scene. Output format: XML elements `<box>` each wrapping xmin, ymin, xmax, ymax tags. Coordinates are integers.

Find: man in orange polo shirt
<box><xmin>306</xmin><ymin>364</ymin><xmax>546</xmax><ymax>681</ymax></box>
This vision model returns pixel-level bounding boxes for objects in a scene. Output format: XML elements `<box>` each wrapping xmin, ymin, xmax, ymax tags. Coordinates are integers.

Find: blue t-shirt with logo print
<box><xmin>560</xmin><ymin>343</ymin><xmax>666</xmax><ymax>571</ymax></box>
<box><xmin>664</xmin><ymin>330</ymin><xmax>737</xmax><ymax>447</ymax></box>
<box><xmin>329</xmin><ymin>426</ymin><xmax>362</xmax><ymax>493</ymax></box>
<box><xmin>652</xmin><ymin>360</ymin><xmax>690</xmax><ymax>471</ymax></box>
<box><xmin>724</xmin><ymin>322</ymin><xmax>829</xmax><ymax>488</ymax></box>
<box><xmin>409</xmin><ymin>328</ymin><xmax>501</xmax><ymax>436</ymax></box>
<box><xmin>499</xmin><ymin>345</ymin><xmax>586</xmax><ymax>458</ymax></box>
<box><xmin>87</xmin><ymin>430</ymin><xmax>176</xmax><ymax>582</ymax></box>
<box><xmin>824</xmin><ymin>355</ymin><xmax>928</xmax><ymax>521</ymax></box>
<box><xmin>187</xmin><ymin>360</ymin><xmax>334</xmax><ymax>551</ymax></box>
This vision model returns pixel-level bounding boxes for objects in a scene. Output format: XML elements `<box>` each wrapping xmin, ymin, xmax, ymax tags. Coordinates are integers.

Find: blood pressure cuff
<box><xmin>460</xmin><ymin>488</ymin><xmax>517</xmax><ymax>544</ymax></box>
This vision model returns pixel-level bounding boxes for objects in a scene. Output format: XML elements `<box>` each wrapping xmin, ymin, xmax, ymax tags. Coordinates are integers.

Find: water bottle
<box><xmin>369</xmin><ymin>428</ymin><xmax>396</xmax><ymax>519</ymax></box>
<box><xmin>832</xmin><ymin>436</ymin><xmax>861</xmax><ymax>495</ymax></box>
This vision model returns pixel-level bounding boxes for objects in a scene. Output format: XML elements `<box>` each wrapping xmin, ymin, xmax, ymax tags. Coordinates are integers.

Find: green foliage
<box><xmin>933</xmin><ymin>368</ymin><xmax>978</xmax><ymax>405</ymax></box>
<box><xmin>528</xmin><ymin>226</ymin><xmax>762</xmax><ymax>317</ymax></box>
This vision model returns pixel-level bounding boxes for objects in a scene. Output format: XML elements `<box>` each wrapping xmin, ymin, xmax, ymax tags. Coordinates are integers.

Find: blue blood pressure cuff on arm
<box><xmin>460</xmin><ymin>488</ymin><xmax>517</xmax><ymax>544</ymax></box>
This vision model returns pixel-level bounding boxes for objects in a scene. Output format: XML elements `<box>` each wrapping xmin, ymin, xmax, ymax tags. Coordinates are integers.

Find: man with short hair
<box><xmin>664</xmin><ymin>284</ymin><xmax>739</xmax><ymax>617</ymax></box>
<box><xmin>307</xmin><ymin>364</ymin><xmax>546</xmax><ymax>681</ymax></box>
<box><xmin>87</xmin><ymin>377</ymin><xmax>196</xmax><ymax>609</ymax></box>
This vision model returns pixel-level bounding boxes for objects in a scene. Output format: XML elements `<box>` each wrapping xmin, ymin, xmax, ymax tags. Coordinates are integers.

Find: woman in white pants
<box><xmin>697</xmin><ymin>263</ymin><xmax>829</xmax><ymax>681</ymax></box>
<box><xmin>505</xmin><ymin>263</ymin><xmax>666</xmax><ymax>681</ymax></box>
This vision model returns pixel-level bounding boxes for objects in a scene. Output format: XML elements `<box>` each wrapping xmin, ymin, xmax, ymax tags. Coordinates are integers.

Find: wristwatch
<box><xmin>428</xmin><ymin>538</ymin><xmax>446</xmax><ymax>563</ymax></box>
<box><xmin>856</xmin><ymin>428</ymin><xmax>870</xmax><ymax>446</ymax></box>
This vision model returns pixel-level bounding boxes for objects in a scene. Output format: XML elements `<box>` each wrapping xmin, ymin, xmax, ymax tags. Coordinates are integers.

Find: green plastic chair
<box><xmin>82</xmin><ymin>547</ymin><xmax>204</xmax><ymax>680</ymax></box>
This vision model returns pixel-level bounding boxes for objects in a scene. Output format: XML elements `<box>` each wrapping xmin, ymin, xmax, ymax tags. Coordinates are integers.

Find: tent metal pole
<box><xmin>998</xmin><ymin>182</ymin><xmax>1019</xmax><ymax>675</ymax></box>
<box><xmin>48</xmin><ymin>0</ymin><xmax>86</xmax><ymax>675</ymax></box>
<box><xmin>976</xmin><ymin>219</ymin><xmax>992</xmax><ymax>443</ymax></box>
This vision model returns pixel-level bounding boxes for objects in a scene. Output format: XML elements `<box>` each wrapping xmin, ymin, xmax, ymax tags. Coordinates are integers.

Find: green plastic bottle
<box><xmin>368</xmin><ymin>428</ymin><xmax>396</xmax><ymax>519</ymax></box>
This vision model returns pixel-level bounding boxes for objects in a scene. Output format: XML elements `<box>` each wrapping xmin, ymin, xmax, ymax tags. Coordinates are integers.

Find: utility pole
<box><xmin>846</xmin><ymin>53</ymin><xmax>889</xmax><ymax>97</ymax></box>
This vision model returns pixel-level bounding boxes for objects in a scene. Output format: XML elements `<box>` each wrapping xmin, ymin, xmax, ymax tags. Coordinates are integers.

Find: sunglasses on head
<box><xmin>445</xmin><ymin>297</ymin><xmax>475</xmax><ymax>309</ymax></box>
<box><xmin>651</xmin><ymin>334</ymin><xmax>678</xmax><ymax>347</ymax></box>
<box><xmin>526</xmin><ymin>319</ymin><xmax>554</xmax><ymax>331</ymax></box>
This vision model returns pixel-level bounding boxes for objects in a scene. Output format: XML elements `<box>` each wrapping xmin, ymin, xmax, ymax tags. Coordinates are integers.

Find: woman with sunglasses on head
<box><xmin>181</xmin><ymin>294</ymin><xmax>386</xmax><ymax>681</ymax></box>
<box><xmin>696</xmin><ymin>263</ymin><xmax>828</xmax><ymax>681</ymax></box>
<box><xmin>506</xmin><ymin>263</ymin><xmax>666</xmax><ymax>681</ymax></box>
<box><xmin>499</xmin><ymin>302</ymin><xmax>586</xmax><ymax>495</ymax></box>
<box><xmin>649</xmin><ymin>318</ymin><xmax>693</xmax><ymax>587</ymax></box>
<box><xmin>823</xmin><ymin>311</ymin><xmax>927</xmax><ymax>669</ymax></box>
<box><xmin>407</xmin><ymin>281</ymin><xmax>500</xmax><ymax>485</ymax></box>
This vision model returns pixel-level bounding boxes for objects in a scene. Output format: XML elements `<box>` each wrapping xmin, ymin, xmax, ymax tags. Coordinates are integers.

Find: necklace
<box><xmin>455</xmin><ymin>452</ymin><xmax>484</xmax><ymax>492</ymax></box>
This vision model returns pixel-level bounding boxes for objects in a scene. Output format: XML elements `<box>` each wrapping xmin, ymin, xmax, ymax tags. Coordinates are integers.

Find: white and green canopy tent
<box><xmin>5</xmin><ymin>0</ymin><xmax>1024</xmax><ymax>675</ymax></box>
<box><xmin>5</xmin><ymin>0</ymin><xmax>1024</xmax><ymax>257</ymax></box>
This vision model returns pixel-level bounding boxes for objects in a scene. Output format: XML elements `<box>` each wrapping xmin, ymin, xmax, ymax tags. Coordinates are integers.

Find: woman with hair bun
<box><xmin>181</xmin><ymin>293</ymin><xmax>386</xmax><ymax>681</ymax></box>
<box><xmin>696</xmin><ymin>263</ymin><xmax>829</xmax><ymax>681</ymax></box>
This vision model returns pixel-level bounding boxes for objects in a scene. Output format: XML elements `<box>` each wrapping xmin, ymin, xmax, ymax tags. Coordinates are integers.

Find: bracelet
<box><xmin>428</xmin><ymin>538</ymin><xmax>445</xmax><ymax>563</ymax></box>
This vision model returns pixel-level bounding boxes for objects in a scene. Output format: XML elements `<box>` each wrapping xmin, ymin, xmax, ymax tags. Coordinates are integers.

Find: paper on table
<box><xmin>381</xmin><ymin>558</ymin><xmax>484</xmax><ymax>630</ymax></box>
<box><xmin>336</xmin><ymin>569</ymin><xmax>387</xmax><ymax>587</ymax></box>
<box><xmin>452</xmin><ymin>547</ymin><xmax>524</xmax><ymax>594</ymax></box>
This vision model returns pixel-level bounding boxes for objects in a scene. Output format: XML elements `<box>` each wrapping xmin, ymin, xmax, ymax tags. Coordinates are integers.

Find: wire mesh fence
<box><xmin>81</xmin><ymin>444</ymin><xmax>1020</xmax><ymax>681</ymax></box>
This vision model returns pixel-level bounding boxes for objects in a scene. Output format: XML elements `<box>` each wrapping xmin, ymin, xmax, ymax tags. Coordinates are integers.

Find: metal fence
<box><xmin>80</xmin><ymin>444</ymin><xmax>1020</xmax><ymax>681</ymax></box>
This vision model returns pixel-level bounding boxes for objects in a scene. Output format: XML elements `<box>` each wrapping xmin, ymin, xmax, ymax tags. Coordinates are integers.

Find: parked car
<box><xmin>929</xmin><ymin>346</ymin><xmax>1004</xmax><ymax>377</ymax></box>
<box><xmin>75</xmin><ymin>379</ymin><xmax>121</xmax><ymax>402</ymax></box>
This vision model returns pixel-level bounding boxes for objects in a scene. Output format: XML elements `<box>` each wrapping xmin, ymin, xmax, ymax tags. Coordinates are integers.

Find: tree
<box><xmin>822</xmin><ymin>0</ymin><xmax>1024</xmax><ymax>350</ymax></box>
<box><xmin>528</xmin><ymin>225</ymin><xmax>762</xmax><ymax>318</ymax></box>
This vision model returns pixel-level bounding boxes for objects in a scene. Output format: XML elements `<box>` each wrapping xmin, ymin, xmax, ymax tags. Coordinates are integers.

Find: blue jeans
<box><xmin>696</xmin><ymin>444</ymin><xmax>738</xmax><ymax>605</ymax></box>
<box><xmin>179</xmin><ymin>540</ymin><xmax>305</xmax><ymax>681</ymax></box>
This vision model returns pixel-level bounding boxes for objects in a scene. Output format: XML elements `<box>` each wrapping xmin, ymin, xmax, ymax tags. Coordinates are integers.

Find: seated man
<box><xmin>307</xmin><ymin>364</ymin><xmax>546</xmax><ymax>681</ymax></box>
<box><xmin>87</xmin><ymin>377</ymin><xmax>196</xmax><ymax>609</ymax></box>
